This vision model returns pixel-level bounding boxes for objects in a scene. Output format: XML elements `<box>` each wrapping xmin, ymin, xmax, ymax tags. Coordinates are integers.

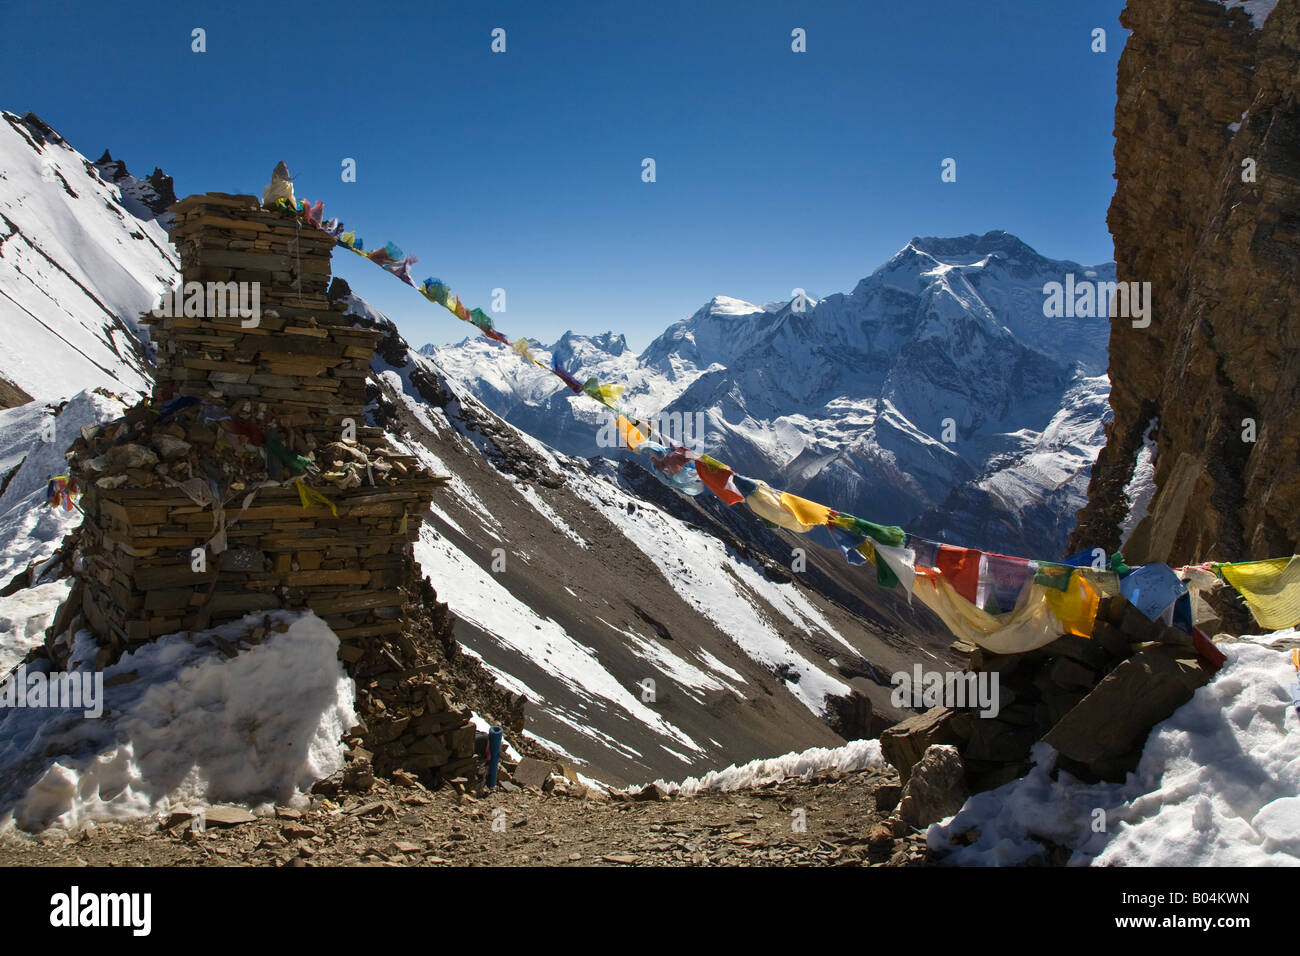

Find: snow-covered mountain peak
<box><xmin>438</xmin><ymin>227</ymin><xmax>1116</xmax><ymax>558</ymax></box>
<box><xmin>909</xmin><ymin>230</ymin><xmax>1042</xmax><ymax>265</ymax></box>
<box><xmin>700</xmin><ymin>294</ymin><xmax>763</xmax><ymax>318</ymax></box>
<box><xmin>92</xmin><ymin>148</ymin><xmax>177</xmax><ymax>228</ymax></box>
<box><xmin>551</xmin><ymin>329</ymin><xmax>629</xmax><ymax>367</ymax></box>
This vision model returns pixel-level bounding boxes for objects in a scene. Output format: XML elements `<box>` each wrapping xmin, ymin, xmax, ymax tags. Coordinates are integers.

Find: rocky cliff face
<box><xmin>1071</xmin><ymin>0</ymin><xmax>1299</xmax><ymax>566</ymax></box>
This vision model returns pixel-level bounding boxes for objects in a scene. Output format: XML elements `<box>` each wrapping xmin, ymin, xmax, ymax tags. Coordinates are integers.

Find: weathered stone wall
<box><xmin>1070</xmin><ymin>0</ymin><xmax>1300</xmax><ymax>566</ymax></box>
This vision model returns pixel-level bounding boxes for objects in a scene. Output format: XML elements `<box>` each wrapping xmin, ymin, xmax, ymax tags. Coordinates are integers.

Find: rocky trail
<box><xmin>0</xmin><ymin>765</ymin><xmax>934</xmax><ymax>868</ymax></box>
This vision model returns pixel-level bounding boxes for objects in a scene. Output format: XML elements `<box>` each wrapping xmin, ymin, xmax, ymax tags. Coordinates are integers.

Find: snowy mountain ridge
<box><xmin>0</xmin><ymin>111</ymin><xmax>175</xmax><ymax>406</ymax></box>
<box><xmin>427</xmin><ymin>232</ymin><xmax>1116</xmax><ymax>559</ymax></box>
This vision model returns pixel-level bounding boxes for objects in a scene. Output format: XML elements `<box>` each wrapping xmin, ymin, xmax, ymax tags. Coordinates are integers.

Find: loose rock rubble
<box><xmin>0</xmin><ymin>765</ymin><xmax>933</xmax><ymax>868</ymax></box>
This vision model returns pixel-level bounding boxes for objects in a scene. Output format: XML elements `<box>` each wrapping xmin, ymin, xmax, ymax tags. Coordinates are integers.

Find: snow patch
<box><xmin>1119</xmin><ymin>416</ymin><xmax>1158</xmax><ymax>544</ymax></box>
<box><xmin>1214</xmin><ymin>0</ymin><xmax>1278</xmax><ymax>29</ymax></box>
<box><xmin>647</xmin><ymin>739</ymin><xmax>884</xmax><ymax>796</ymax></box>
<box><xmin>413</xmin><ymin>524</ymin><xmax>703</xmax><ymax>755</ymax></box>
<box><xmin>929</xmin><ymin>637</ymin><xmax>1300</xmax><ymax>866</ymax></box>
<box><xmin>0</xmin><ymin>611</ymin><xmax>356</xmax><ymax>835</ymax></box>
<box><xmin>0</xmin><ymin>580</ymin><xmax>70</xmax><ymax>673</ymax></box>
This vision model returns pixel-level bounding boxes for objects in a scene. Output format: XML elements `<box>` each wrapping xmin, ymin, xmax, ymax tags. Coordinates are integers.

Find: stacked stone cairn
<box><xmin>42</xmin><ymin>192</ymin><xmax>478</xmax><ymax>782</ymax></box>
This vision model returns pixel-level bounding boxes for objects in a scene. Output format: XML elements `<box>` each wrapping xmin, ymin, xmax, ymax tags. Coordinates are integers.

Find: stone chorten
<box><xmin>44</xmin><ymin>192</ymin><xmax>479</xmax><ymax>781</ymax></box>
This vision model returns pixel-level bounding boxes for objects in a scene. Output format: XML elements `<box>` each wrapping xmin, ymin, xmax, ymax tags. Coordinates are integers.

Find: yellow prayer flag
<box><xmin>744</xmin><ymin>482</ymin><xmax>818</xmax><ymax>533</ymax></box>
<box><xmin>512</xmin><ymin>338</ymin><xmax>538</xmax><ymax>363</ymax></box>
<box><xmin>596</xmin><ymin>383</ymin><xmax>625</xmax><ymax>405</ymax></box>
<box><xmin>1221</xmin><ymin>556</ymin><xmax>1300</xmax><ymax>630</ymax></box>
<box><xmin>1043</xmin><ymin>571</ymin><xmax>1101</xmax><ymax>638</ymax></box>
<box><xmin>912</xmin><ymin>571</ymin><xmax>1064</xmax><ymax>654</ymax></box>
<box><xmin>779</xmin><ymin>491</ymin><xmax>833</xmax><ymax>529</ymax></box>
<box><xmin>616</xmin><ymin>415</ymin><xmax>647</xmax><ymax>451</ymax></box>
<box><xmin>295</xmin><ymin>478</ymin><xmax>339</xmax><ymax>517</ymax></box>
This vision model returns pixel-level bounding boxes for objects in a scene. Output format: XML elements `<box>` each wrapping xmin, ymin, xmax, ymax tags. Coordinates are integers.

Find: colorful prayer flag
<box><xmin>616</xmin><ymin>415</ymin><xmax>647</xmax><ymax>451</ymax></box>
<box><xmin>294</xmin><ymin>478</ymin><xmax>339</xmax><ymax>517</ymax></box>
<box><xmin>582</xmin><ymin>377</ymin><xmax>625</xmax><ymax>407</ymax></box>
<box><xmin>1220</xmin><ymin>556</ymin><xmax>1300</xmax><ymax>630</ymax></box>
<box><xmin>830</xmin><ymin>513</ymin><xmax>906</xmax><ymax>548</ymax></box>
<box><xmin>1042</xmin><ymin>570</ymin><xmax>1101</xmax><ymax>638</ymax></box>
<box><xmin>937</xmin><ymin>544</ymin><xmax>981</xmax><ymax>604</ymax></box>
<box><xmin>778</xmin><ymin>491</ymin><xmax>833</xmax><ymax>529</ymax></box>
<box><xmin>976</xmin><ymin>553</ymin><xmax>1035</xmax><ymax>615</ymax></box>
<box><xmin>740</xmin><ymin>480</ymin><xmax>819</xmax><ymax>533</ymax></box>
<box><xmin>694</xmin><ymin>455</ymin><xmax>744</xmax><ymax>505</ymax></box>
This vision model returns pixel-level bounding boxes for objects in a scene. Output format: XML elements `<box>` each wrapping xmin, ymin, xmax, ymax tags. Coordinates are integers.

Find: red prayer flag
<box><xmin>695</xmin><ymin>456</ymin><xmax>744</xmax><ymax>505</ymax></box>
<box><xmin>657</xmin><ymin>447</ymin><xmax>690</xmax><ymax>476</ymax></box>
<box><xmin>937</xmin><ymin>544</ymin><xmax>981</xmax><ymax>604</ymax></box>
<box><xmin>1192</xmin><ymin>626</ymin><xmax>1228</xmax><ymax>673</ymax></box>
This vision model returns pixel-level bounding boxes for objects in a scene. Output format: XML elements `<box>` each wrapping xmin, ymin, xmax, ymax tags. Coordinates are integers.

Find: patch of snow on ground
<box><xmin>0</xmin><ymin>580</ymin><xmax>70</xmax><ymax>673</ymax></box>
<box><xmin>648</xmin><ymin>739</ymin><xmax>884</xmax><ymax>796</ymax></box>
<box><xmin>0</xmin><ymin>112</ymin><xmax>172</xmax><ymax>404</ymax></box>
<box><xmin>1214</xmin><ymin>0</ymin><xmax>1278</xmax><ymax>29</ymax></box>
<box><xmin>929</xmin><ymin>637</ymin><xmax>1300</xmax><ymax>865</ymax></box>
<box><xmin>381</xmin><ymin>375</ymin><xmax>503</xmax><ymax>539</ymax></box>
<box><xmin>0</xmin><ymin>390</ymin><xmax>127</xmax><ymax>582</ymax></box>
<box><xmin>692</xmin><ymin>647</ymin><xmax>748</xmax><ymax>685</ymax></box>
<box><xmin>0</xmin><ymin>611</ymin><xmax>355</xmax><ymax>835</ymax></box>
<box><xmin>727</xmin><ymin>559</ymin><xmax>857</xmax><ymax>654</ymax></box>
<box><xmin>514</xmin><ymin>482</ymin><xmax>588</xmax><ymax>548</ymax></box>
<box><xmin>598</xmin><ymin>618</ymin><xmax>741</xmax><ymax>698</ymax></box>
<box><xmin>523</xmin><ymin>730</ymin><xmax>582</xmax><ymax>764</ymax></box>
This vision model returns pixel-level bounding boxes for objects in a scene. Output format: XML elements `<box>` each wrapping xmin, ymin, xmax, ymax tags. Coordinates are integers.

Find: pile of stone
<box><xmin>39</xmin><ymin>191</ymin><xmax>482</xmax><ymax>785</ymax></box>
<box><xmin>148</xmin><ymin>193</ymin><xmax>377</xmax><ymax>425</ymax></box>
<box><xmin>53</xmin><ymin>401</ymin><xmax>438</xmax><ymax>653</ymax></box>
<box><xmin>880</xmin><ymin>593</ymin><xmax>1220</xmax><ymax>817</ymax></box>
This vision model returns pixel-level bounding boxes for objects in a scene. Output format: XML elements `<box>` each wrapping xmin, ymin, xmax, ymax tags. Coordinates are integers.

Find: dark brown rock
<box><xmin>1046</xmin><ymin>657</ymin><xmax>1097</xmax><ymax>692</ymax></box>
<box><xmin>963</xmin><ymin>719</ymin><xmax>1038</xmax><ymax>764</ymax></box>
<box><xmin>513</xmin><ymin>757</ymin><xmax>554</xmax><ymax>790</ymax></box>
<box><xmin>880</xmin><ymin>707</ymin><xmax>976</xmax><ymax>784</ymax></box>
<box><xmin>874</xmin><ymin>783</ymin><xmax>902</xmax><ymax>813</ymax></box>
<box><xmin>1043</xmin><ymin>646</ymin><xmax>1212</xmax><ymax>781</ymax></box>
<box><xmin>1092</xmin><ymin>620</ymin><xmax>1134</xmax><ymax>660</ymax></box>
<box><xmin>1041</xmin><ymin>633</ymin><xmax>1110</xmax><ymax>671</ymax></box>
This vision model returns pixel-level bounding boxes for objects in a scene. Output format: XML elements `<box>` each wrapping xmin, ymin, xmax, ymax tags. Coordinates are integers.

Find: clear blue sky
<box><xmin>4</xmin><ymin>0</ymin><xmax>1127</xmax><ymax>350</ymax></box>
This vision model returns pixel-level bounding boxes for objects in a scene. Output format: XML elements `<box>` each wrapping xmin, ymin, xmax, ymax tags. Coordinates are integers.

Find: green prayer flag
<box><xmin>1033</xmin><ymin>561</ymin><xmax>1073</xmax><ymax>592</ymax></box>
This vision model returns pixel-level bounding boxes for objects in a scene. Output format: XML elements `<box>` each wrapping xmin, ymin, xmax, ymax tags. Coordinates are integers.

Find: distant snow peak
<box><xmin>420</xmin><ymin>228</ymin><xmax>1116</xmax><ymax>557</ymax></box>
<box><xmin>703</xmin><ymin>295</ymin><xmax>762</xmax><ymax>317</ymax></box>
<box><xmin>909</xmin><ymin>230</ymin><xmax>1039</xmax><ymax>264</ymax></box>
<box><xmin>551</xmin><ymin>329</ymin><xmax>629</xmax><ymax>364</ymax></box>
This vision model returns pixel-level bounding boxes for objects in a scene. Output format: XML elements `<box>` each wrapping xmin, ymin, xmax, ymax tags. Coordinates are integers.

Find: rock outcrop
<box><xmin>1070</xmin><ymin>0</ymin><xmax>1299</xmax><ymax>567</ymax></box>
<box><xmin>880</xmin><ymin>592</ymin><xmax>1219</xmax><ymax>788</ymax></box>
